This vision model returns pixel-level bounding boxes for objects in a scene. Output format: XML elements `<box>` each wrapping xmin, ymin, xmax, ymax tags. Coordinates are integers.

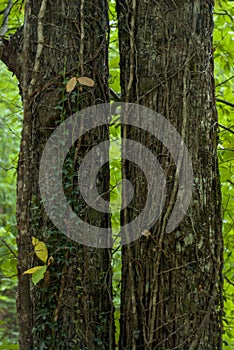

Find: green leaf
<box><xmin>0</xmin><ymin>345</ymin><xmax>19</xmax><ymax>350</ymax></box>
<box><xmin>32</xmin><ymin>265</ymin><xmax>47</xmax><ymax>285</ymax></box>
<box><xmin>1</xmin><ymin>258</ymin><xmax>17</xmax><ymax>277</ymax></box>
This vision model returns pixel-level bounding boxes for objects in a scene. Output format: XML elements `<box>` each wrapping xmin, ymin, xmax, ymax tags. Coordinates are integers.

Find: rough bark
<box><xmin>117</xmin><ymin>1</ymin><xmax>223</xmax><ymax>349</ymax></box>
<box><xmin>1</xmin><ymin>1</ymin><xmax>114</xmax><ymax>349</ymax></box>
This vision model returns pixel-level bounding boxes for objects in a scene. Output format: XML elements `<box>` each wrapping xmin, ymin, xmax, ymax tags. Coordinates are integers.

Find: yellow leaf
<box><xmin>32</xmin><ymin>236</ymin><xmax>48</xmax><ymax>263</ymax></box>
<box><xmin>66</xmin><ymin>76</ymin><xmax>77</xmax><ymax>92</ymax></box>
<box><xmin>32</xmin><ymin>236</ymin><xmax>39</xmax><ymax>246</ymax></box>
<box><xmin>77</xmin><ymin>76</ymin><xmax>95</xmax><ymax>87</ymax></box>
<box><xmin>23</xmin><ymin>265</ymin><xmax>45</xmax><ymax>274</ymax></box>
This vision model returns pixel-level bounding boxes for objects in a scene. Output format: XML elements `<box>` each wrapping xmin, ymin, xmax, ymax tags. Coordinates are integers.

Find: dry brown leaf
<box><xmin>77</xmin><ymin>76</ymin><xmax>95</xmax><ymax>87</ymax></box>
<box><xmin>66</xmin><ymin>77</ymin><xmax>77</xmax><ymax>92</ymax></box>
<box><xmin>47</xmin><ymin>256</ymin><xmax>54</xmax><ymax>266</ymax></box>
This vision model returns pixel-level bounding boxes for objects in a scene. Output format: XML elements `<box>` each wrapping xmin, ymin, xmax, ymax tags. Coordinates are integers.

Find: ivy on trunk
<box><xmin>1</xmin><ymin>1</ymin><xmax>114</xmax><ymax>349</ymax></box>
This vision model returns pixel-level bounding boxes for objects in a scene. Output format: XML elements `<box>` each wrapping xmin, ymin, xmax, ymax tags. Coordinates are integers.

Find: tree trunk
<box><xmin>1</xmin><ymin>1</ymin><xmax>114</xmax><ymax>349</ymax></box>
<box><xmin>117</xmin><ymin>1</ymin><xmax>223</xmax><ymax>349</ymax></box>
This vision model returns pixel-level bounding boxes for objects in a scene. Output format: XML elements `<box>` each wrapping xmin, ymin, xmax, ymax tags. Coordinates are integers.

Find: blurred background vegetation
<box><xmin>0</xmin><ymin>0</ymin><xmax>233</xmax><ymax>348</ymax></box>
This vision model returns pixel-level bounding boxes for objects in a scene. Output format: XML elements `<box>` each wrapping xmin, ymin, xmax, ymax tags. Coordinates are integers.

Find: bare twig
<box><xmin>224</xmin><ymin>275</ymin><xmax>234</xmax><ymax>287</ymax></box>
<box><xmin>109</xmin><ymin>87</ymin><xmax>121</xmax><ymax>102</ymax></box>
<box><xmin>216</xmin><ymin>98</ymin><xmax>234</xmax><ymax>109</ymax></box>
<box><xmin>216</xmin><ymin>74</ymin><xmax>234</xmax><ymax>87</ymax></box>
<box><xmin>0</xmin><ymin>164</ymin><xmax>16</xmax><ymax>171</ymax></box>
<box><xmin>218</xmin><ymin>123</ymin><xmax>234</xmax><ymax>135</ymax></box>
<box><xmin>0</xmin><ymin>238</ymin><xmax>17</xmax><ymax>259</ymax></box>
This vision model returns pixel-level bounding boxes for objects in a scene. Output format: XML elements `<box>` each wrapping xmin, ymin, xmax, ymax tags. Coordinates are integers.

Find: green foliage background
<box><xmin>0</xmin><ymin>0</ymin><xmax>233</xmax><ymax>348</ymax></box>
<box><xmin>214</xmin><ymin>1</ymin><xmax>234</xmax><ymax>347</ymax></box>
<box><xmin>0</xmin><ymin>63</ymin><xmax>22</xmax><ymax>348</ymax></box>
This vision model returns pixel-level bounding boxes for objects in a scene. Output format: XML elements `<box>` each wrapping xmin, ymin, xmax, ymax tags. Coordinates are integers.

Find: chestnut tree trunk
<box><xmin>117</xmin><ymin>1</ymin><xmax>223</xmax><ymax>349</ymax></box>
<box><xmin>1</xmin><ymin>1</ymin><xmax>114</xmax><ymax>349</ymax></box>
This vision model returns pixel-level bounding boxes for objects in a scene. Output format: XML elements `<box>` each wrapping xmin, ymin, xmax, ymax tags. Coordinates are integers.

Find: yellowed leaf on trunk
<box><xmin>23</xmin><ymin>265</ymin><xmax>45</xmax><ymax>274</ymax></box>
<box><xmin>66</xmin><ymin>77</ymin><xmax>77</xmax><ymax>92</ymax></box>
<box><xmin>77</xmin><ymin>76</ymin><xmax>95</xmax><ymax>87</ymax></box>
<box><xmin>32</xmin><ymin>236</ymin><xmax>48</xmax><ymax>263</ymax></box>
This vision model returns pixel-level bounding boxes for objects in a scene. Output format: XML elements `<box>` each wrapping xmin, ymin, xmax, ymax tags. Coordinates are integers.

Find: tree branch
<box><xmin>216</xmin><ymin>98</ymin><xmax>234</xmax><ymax>109</ymax></box>
<box><xmin>216</xmin><ymin>74</ymin><xmax>234</xmax><ymax>87</ymax></box>
<box><xmin>0</xmin><ymin>238</ymin><xmax>17</xmax><ymax>259</ymax></box>
<box><xmin>218</xmin><ymin>123</ymin><xmax>234</xmax><ymax>135</ymax></box>
<box><xmin>0</xmin><ymin>26</ymin><xmax>24</xmax><ymax>80</ymax></box>
<box><xmin>224</xmin><ymin>275</ymin><xmax>234</xmax><ymax>287</ymax></box>
<box><xmin>109</xmin><ymin>87</ymin><xmax>121</xmax><ymax>102</ymax></box>
<box><xmin>0</xmin><ymin>0</ymin><xmax>13</xmax><ymax>36</ymax></box>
